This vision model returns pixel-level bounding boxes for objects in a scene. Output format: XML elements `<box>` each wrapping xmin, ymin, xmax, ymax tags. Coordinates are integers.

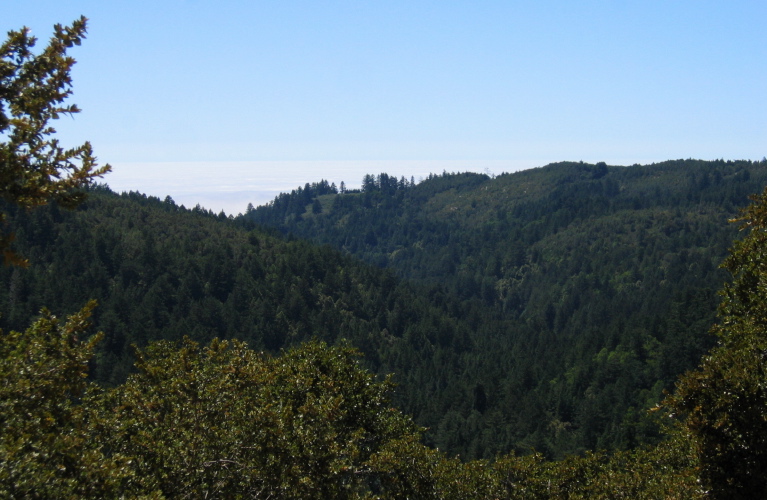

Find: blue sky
<box><xmin>5</xmin><ymin>1</ymin><xmax>766</xmax><ymax>214</ymax></box>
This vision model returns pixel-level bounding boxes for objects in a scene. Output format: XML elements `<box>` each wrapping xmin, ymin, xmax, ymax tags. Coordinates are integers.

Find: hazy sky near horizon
<box><xmin>5</xmin><ymin>1</ymin><xmax>766</xmax><ymax>214</ymax></box>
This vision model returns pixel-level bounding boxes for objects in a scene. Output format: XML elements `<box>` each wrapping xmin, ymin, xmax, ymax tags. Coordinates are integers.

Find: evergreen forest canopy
<box><xmin>4</xmin><ymin>16</ymin><xmax>767</xmax><ymax>499</ymax></box>
<box><xmin>241</xmin><ymin>158</ymin><xmax>767</xmax><ymax>456</ymax></box>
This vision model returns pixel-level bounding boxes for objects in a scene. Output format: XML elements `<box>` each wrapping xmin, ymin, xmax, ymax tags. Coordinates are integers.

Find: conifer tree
<box><xmin>0</xmin><ymin>16</ymin><xmax>110</xmax><ymax>265</ymax></box>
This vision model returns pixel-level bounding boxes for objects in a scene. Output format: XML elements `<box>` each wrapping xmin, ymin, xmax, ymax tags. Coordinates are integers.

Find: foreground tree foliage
<box><xmin>0</xmin><ymin>303</ymin><xmax>133</xmax><ymax>498</ymax></box>
<box><xmin>666</xmin><ymin>186</ymin><xmax>767</xmax><ymax>499</ymax></box>
<box><xmin>0</xmin><ymin>317</ymin><xmax>706</xmax><ymax>498</ymax></box>
<box><xmin>0</xmin><ymin>16</ymin><xmax>110</xmax><ymax>265</ymax></box>
<box><xmin>90</xmin><ymin>338</ymin><xmax>436</xmax><ymax>498</ymax></box>
<box><xmin>0</xmin><ymin>315</ymin><xmax>704</xmax><ymax>498</ymax></box>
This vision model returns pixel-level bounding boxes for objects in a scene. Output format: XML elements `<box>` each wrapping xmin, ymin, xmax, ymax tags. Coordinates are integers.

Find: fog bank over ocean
<box><xmin>103</xmin><ymin>160</ymin><xmax>542</xmax><ymax>216</ymax></box>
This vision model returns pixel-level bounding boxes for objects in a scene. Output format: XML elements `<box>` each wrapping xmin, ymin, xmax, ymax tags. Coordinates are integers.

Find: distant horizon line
<box><xmin>99</xmin><ymin>157</ymin><xmax>764</xmax><ymax>216</ymax></box>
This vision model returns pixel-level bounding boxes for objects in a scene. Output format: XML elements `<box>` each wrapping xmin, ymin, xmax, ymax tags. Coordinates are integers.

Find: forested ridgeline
<box><xmin>3</xmin><ymin>160</ymin><xmax>766</xmax><ymax>462</ymax></box>
<box><xmin>244</xmin><ymin>160</ymin><xmax>763</xmax><ymax>296</ymax></box>
<box><xmin>2</xmin><ymin>160</ymin><xmax>765</xmax><ymax>463</ymax></box>
<box><xmin>239</xmin><ymin>159</ymin><xmax>767</xmax><ymax>457</ymax></box>
<box><xmin>2</xmin><ymin>164</ymin><xmax>767</xmax><ymax>497</ymax></box>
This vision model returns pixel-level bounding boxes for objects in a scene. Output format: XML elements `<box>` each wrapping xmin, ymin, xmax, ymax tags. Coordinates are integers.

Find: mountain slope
<box><xmin>0</xmin><ymin>189</ymin><xmax>475</xmax><ymax>393</ymax></box>
<box><xmin>241</xmin><ymin>158</ymin><xmax>767</xmax><ymax>456</ymax></box>
<box><xmin>2</xmin><ymin>159</ymin><xmax>765</xmax><ymax>460</ymax></box>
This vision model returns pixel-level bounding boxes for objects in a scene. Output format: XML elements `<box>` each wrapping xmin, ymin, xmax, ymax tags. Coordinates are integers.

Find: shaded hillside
<box><xmin>0</xmin><ymin>188</ymin><xmax>476</xmax><ymax>395</ymax></box>
<box><xmin>240</xmin><ymin>159</ymin><xmax>767</xmax><ymax>456</ymax></box>
<box><xmin>1</xmin><ymin>189</ymin><xmax>552</xmax><ymax>459</ymax></box>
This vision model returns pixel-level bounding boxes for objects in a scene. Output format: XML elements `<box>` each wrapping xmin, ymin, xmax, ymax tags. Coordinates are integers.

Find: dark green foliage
<box><xmin>90</xmin><ymin>338</ymin><xmax>430</xmax><ymax>498</ymax></box>
<box><xmin>241</xmin><ymin>159</ymin><xmax>767</xmax><ymax>458</ymax></box>
<box><xmin>488</xmin><ymin>435</ymin><xmax>701</xmax><ymax>499</ymax></box>
<box><xmin>8</xmin><ymin>161</ymin><xmax>767</xmax><ymax>496</ymax></box>
<box><xmin>4</xmin><ymin>158</ymin><xmax>766</xmax><ymax>460</ymax></box>
<box><xmin>667</xmin><ymin>186</ymin><xmax>767</xmax><ymax>498</ymax></box>
<box><xmin>0</xmin><ymin>187</ymin><xmax>487</xmax><ymax>443</ymax></box>
<box><xmin>0</xmin><ymin>318</ymin><xmax>704</xmax><ymax>498</ymax></box>
<box><xmin>0</xmin><ymin>303</ymin><xmax>134</xmax><ymax>498</ymax></box>
<box><xmin>3</xmin><ymin>158</ymin><xmax>767</xmax><ymax>463</ymax></box>
<box><xmin>0</xmin><ymin>312</ymin><xmax>468</xmax><ymax>498</ymax></box>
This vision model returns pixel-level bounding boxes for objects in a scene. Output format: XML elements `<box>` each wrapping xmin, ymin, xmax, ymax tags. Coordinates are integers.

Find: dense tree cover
<box><xmin>90</xmin><ymin>338</ymin><xmax>436</xmax><ymax>498</ymax></box>
<box><xmin>6</xmin><ymin>170</ymin><xmax>745</xmax><ymax>497</ymax></box>
<box><xmin>241</xmin><ymin>159</ymin><xmax>767</xmax><ymax>457</ymax></box>
<box><xmin>0</xmin><ymin>304</ymin><xmax>704</xmax><ymax>498</ymax></box>
<box><xmin>3</xmin><ymin>160</ymin><xmax>766</xmax><ymax>461</ymax></box>
<box><xmin>0</xmin><ymin>184</ymin><xmax>740</xmax><ymax>498</ymax></box>
<box><xmin>18</xmin><ymin>199</ymin><xmax>767</xmax><ymax>497</ymax></box>
<box><xmin>0</xmin><ymin>183</ymin><xmax>704</xmax><ymax>459</ymax></box>
<box><xmin>0</xmin><ymin>187</ymin><xmax>477</xmax><ymax>387</ymax></box>
<box><xmin>664</xmin><ymin>186</ymin><xmax>767</xmax><ymax>498</ymax></box>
